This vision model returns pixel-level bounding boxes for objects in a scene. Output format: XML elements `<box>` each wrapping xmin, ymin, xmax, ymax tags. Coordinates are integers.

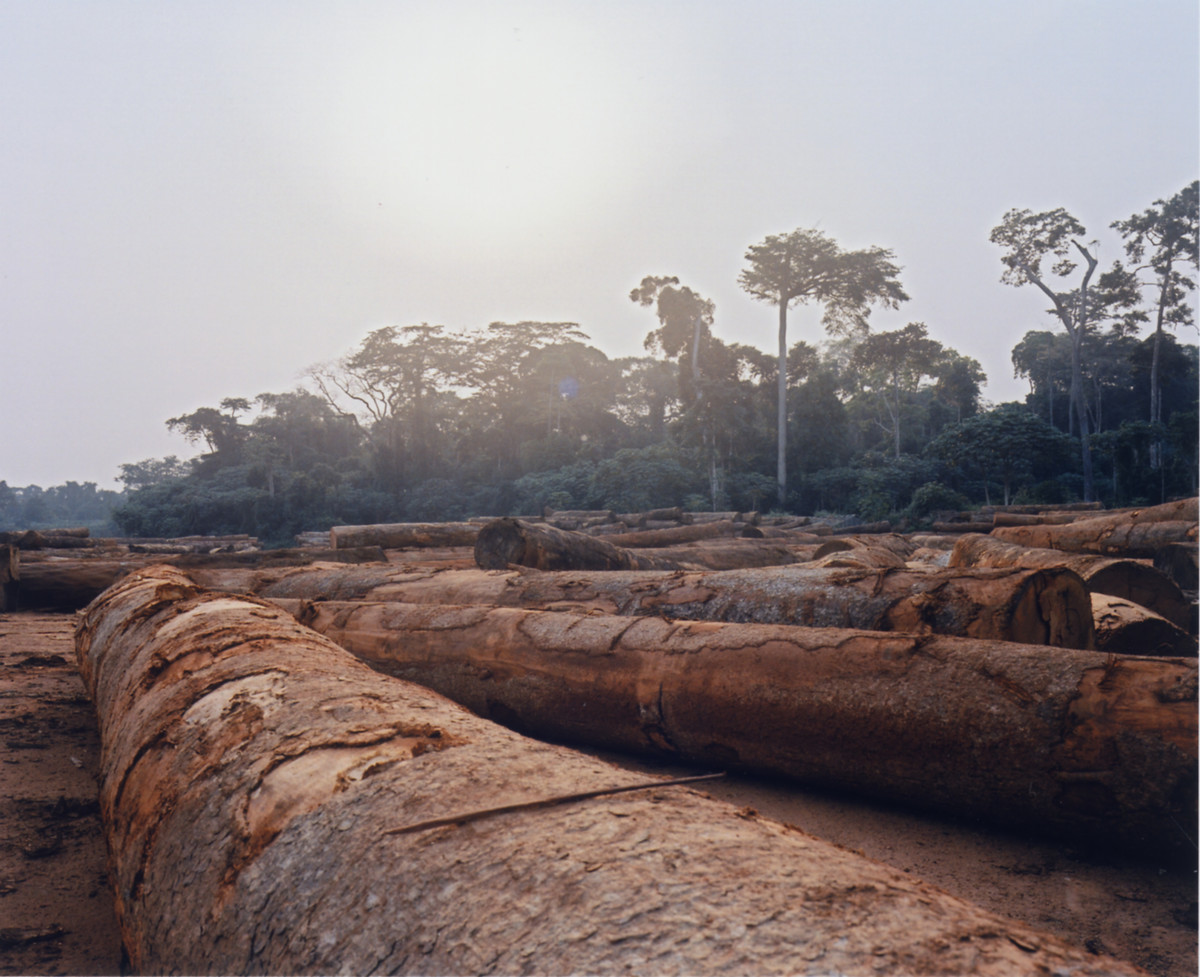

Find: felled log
<box><xmin>993</xmin><ymin>511</ymin><xmax>1102</xmax><ymax>527</ymax></box>
<box><xmin>829</xmin><ymin>519</ymin><xmax>891</xmax><ymax>534</ymax></box>
<box><xmin>0</xmin><ymin>544</ymin><xmax>16</xmax><ymax>612</ymax></box>
<box><xmin>990</xmin><ymin>498</ymin><xmax>1199</xmax><ymax>558</ymax></box>
<box><xmin>950</xmin><ymin>533</ymin><xmax>1192</xmax><ymax>631</ymax></box>
<box><xmin>195</xmin><ymin>561</ymin><xmax>1096</xmax><ymax>648</ymax></box>
<box><xmin>0</xmin><ymin>530</ymin><xmax>95</xmax><ymax>549</ymax></box>
<box><xmin>1155</xmin><ymin>542</ymin><xmax>1199</xmax><ymax>593</ymax></box>
<box><xmin>474</xmin><ymin>518</ymin><xmax>806</xmax><ymax>572</ymax></box>
<box><xmin>72</xmin><ymin>565</ymin><xmax>1138</xmax><ymax>977</ymax></box>
<box><xmin>1091</xmin><ymin>593</ymin><xmax>1197</xmax><ymax>657</ymax></box>
<box><xmin>614</xmin><ymin>506</ymin><xmax>687</xmax><ymax>526</ymax></box>
<box><xmin>932</xmin><ymin>521</ymin><xmax>996</xmax><ymax>534</ymax></box>
<box><xmin>295</xmin><ymin>598</ymin><xmax>1195</xmax><ymax>854</ymax></box>
<box><xmin>17</xmin><ymin>548</ymin><xmax>387</xmax><ymax>610</ymax></box>
<box><xmin>601</xmin><ymin>520</ymin><xmax>742</xmax><ymax>547</ymax></box>
<box><xmin>689</xmin><ymin>510</ymin><xmax>759</xmax><ymax>525</ymax></box>
<box><xmin>330</xmin><ymin>522</ymin><xmax>481</xmax><ymax>550</ymax></box>
<box><xmin>979</xmin><ymin>502</ymin><xmax>1105</xmax><ymax>516</ymax></box>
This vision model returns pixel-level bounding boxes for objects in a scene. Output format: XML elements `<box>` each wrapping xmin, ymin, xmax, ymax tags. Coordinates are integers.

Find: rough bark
<box><xmin>330</xmin><ymin>522</ymin><xmax>481</xmax><ymax>550</ymax></box>
<box><xmin>71</xmin><ymin>565</ymin><xmax>1142</xmax><ymax>977</ymax></box>
<box><xmin>294</xmin><ymin>598</ymin><xmax>1195</xmax><ymax>854</ymax></box>
<box><xmin>16</xmin><ymin>548</ymin><xmax>386</xmax><ymax>611</ymax></box>
<box><xmin>990</xmin><ymin>499</ymin><xmax>1198</xmax><ymax>558</ymax></box>
<box><xmin>1090</xmin><ymin>593</ymin><xmax>1197</xmax><ymax>658</ymax></box>
<box><xmin>600</xmin><ymin>520</ymin><xmax>742</xmax><ymax>547</ymax></box>
<box><xmin>993</xmin><ymin>511</ymin><xmax>1104</xmax><ymax>527</ymax></box>
<box><xmin>474</xmin><ymin>518</ymin><xmax>806</xmax><ymax>572</ymax></box>
<box><xmin>0</xmin><ymin>544</ymin><xmax>16</xmax><ymax>612</ymax></box>
<box><xmin>949</xmin><ymin>533</ymin><xmax>1193</xmax><ymax>631</ymax></box>
<box><xmin>1154</xmin><ymin>542</ymin><xmax>1199</xmax><ymax>593</ymax></box>
<box><xmin>217</xmin><ymin>562</ymin><xmax>1094</xmax><ymax>648</ymax></box>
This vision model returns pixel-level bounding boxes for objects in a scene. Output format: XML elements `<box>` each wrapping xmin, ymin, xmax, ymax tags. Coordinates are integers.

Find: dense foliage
<box><xmin>7</xmin><ymin>186</ymin><xmax>1197</xmax><ymax>545</ymax></box>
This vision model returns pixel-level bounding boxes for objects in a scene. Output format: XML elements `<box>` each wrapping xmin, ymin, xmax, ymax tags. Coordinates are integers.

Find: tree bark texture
<box><xmin>294</xmin><ymin>598</ymin><xmax>1196</xmax><ymax>854</ymax></box>
<box><xmin>1154</xmin><ymin>542</ymin><xmax>1199</xmax><ymax>593</ymax></box>
<box><xmin>949</xmin><ymin>533</ymin><xmax>1193</xmax><ymax>631</ymax></box>
<box><xmin>70</xmin><ymin>565</ymin><xmax>1143</xmax><ymax>977</ymax></box>
<box><xmin>193</xmin><ymin>562</ymin><xmax>1095</xmax><ymax>648</ymax></box>
<box><xmin>601</xmin><ymin>520</ymin><xmax>746</xmax><ymax>547</ymax></box>
<box><xmin>1090</xmin><ymin>593</ymin><xmax>1197</xmax><ymax>658</ymax></box>
<box><xmin>474</xmin><ymin>518</ymin><xmax>806</xmax><ymax>572</ymax></box>
<box><xmin>16</xmin><ymin>548</ymin><xmax>386</xmax><ymax>611</ymax></box>
<box><xmin>330</xmin><ymin>522</ymin><xmax>481</xmax><ymax>550</ymax></box>
<box><xmin>989</xmin><ymin>498</ymin><xmax>1198</xmax><ymax>558</ymax></box>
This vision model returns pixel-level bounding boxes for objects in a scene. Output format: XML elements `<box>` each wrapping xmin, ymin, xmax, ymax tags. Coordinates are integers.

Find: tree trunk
<box><xmin>990</xmin><ymin>509</ymin><xmax>1198</xmax><ymax>559</ymax></box>
<box><xmin>1154</xmin><ymin>542</ymin><xmax>1199</xmax><ymax>593</ymax></box>
<box><xmin>474</xmin><ymin>518</ymin><xmax>806</xmax><ymax>572</ymax></box>
<box><xmin>1090</xmin><ymin>593</ymin><xmax>1197</xmax><ymax>657</ymax></box>
<box><xmin>16</xmin><ymin>547</ymin><xmax>386</xmax><ymax>611</ymax></box>
<box><xmin>777</xmin><ymin>299</ymin><xmax>788</xmax><ymax>508</ymax></box>
<box><xmin>73</xmin><ymin>565</ymin><xmax>1140</xmax><ymax>977</ymax></box>
<box><xmin>209</xmin><ymin>562</ymin><xmax>1091</xmax><ymax>649</ymax></box>
<box><xmin>293</xmin><ymin>598</ymin><xmax>1195</xmax><ymax>855</ymax></box>
<box><xmin>330</xmin><ymin>522</ymin><xmax>482</xmax><ymax>550</ymax></box>
<box><xmin>949</xmin><ymin>533</ymin><xmax>1192</xmax><ymax>630</ymax></box>
<box><xmin>601</xmin><ymin>520</ymin><xmax>743</xmax><ymax>548</ymax></box>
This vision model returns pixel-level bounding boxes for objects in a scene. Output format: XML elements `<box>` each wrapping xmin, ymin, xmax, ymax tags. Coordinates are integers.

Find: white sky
<box><xmin>2</xmin><ymin>0</ymin><xmax>1197</xmax><ymax>488</ymax></box>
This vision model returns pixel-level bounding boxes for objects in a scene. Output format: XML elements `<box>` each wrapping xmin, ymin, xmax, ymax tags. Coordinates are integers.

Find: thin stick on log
<box><xmin>73</xmin><ymin>565</ymin><xmax>1141</xmax><ymax>976</ymax></box>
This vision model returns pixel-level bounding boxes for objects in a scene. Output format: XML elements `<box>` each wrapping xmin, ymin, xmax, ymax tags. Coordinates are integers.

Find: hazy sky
<box><xmin>3</xmin><ymin>0</ymin><xmax>1197</xmax><ymax>489</ymax></box>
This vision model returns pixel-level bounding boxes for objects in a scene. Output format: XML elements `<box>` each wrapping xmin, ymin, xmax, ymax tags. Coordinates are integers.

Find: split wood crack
<box><xmin>382</xmin><ymin>771</ymin><xmax>726</xmax><ymax>837</ymax></box>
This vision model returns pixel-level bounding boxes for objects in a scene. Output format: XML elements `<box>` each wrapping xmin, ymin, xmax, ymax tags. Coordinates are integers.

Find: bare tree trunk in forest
<box><xmin>73</xmin><ymin>565</ymin><xmax>1143</xmax><ymax>976</ymax></box>
<box><xmin>777</xmin><ymin>300</ymin><xmax>788</xmax><ymax>508</ymax></box>
<box><xmin>292</xmin><ymin>597</ymin><xmax>1196</xmax><ymax>855</ymax></box>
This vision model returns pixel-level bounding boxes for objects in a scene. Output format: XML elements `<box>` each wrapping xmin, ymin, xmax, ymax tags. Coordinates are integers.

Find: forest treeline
<box><xmin>3</xmin><ymin>185</ymin><xmax>1197</xmax><ymax>545</ymax></box>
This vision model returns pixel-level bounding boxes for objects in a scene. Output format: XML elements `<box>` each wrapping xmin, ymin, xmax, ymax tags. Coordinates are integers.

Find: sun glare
<box><xmin>315</xmin><ymin>7</ymin><xmax>638</xmax><ymax>241</ymax></box>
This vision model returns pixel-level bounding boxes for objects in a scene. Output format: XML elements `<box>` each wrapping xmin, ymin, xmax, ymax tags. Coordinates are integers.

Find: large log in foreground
<box><xmin>949</xmin><ymin>533</ymin><xmax>1193</xmax><ymax>630</ymax></box>
<box><xmin>70</xmin><ymin>566</ymin><xmax>1143</xmax><ymax>976</ymax></box>
<box><xmin>295</xmin><ymin>599</ymin><xmax>1196</xmax><ymax>854</ymax></box>
<box><xmin>208</xmin><ymin>562</ymin><xmax>1097</xmax><ymax>648</ymax></box>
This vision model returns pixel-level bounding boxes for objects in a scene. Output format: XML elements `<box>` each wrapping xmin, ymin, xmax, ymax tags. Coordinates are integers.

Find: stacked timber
<box><xmin>194</xmin><ymin>563</ymin><xmax>1096</xmax><ymax>648</ymax></box>
<box><xmin>1091</xmin><ymin>594</ymin><xmax>1197</xmax><ymax>657</ymax></box>
<box><xmin>15</xmin><ymin>546</ymin><xmax>386</xmax><ymax>611</ymax></box>
<box><xmin>990</xmin><ymin>497</ymin><xmax>1198</xmax><ymax>558</ymax></box>
<box><xmin>72</xmin><ymin>564</ymin><xmax>1144</xmax><ymax>976</ymax></box>
<box><xmin>330</xmin><ymin>521</ymin><xmax>481</xmax><ymax>550</ymax></box>
<box><xmin>950</xmin><ymin>533</ymin><xmax>1193</xmax><ymax>631</ymax></box>
<box><xmin>473</xmin><ymin>518</ymin><xmax>810</xmax><ymax>572</ymax></box>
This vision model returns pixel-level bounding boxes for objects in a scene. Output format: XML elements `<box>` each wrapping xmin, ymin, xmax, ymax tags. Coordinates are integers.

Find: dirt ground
<box><xmin>0</xmin><ymin>611</ymin><xmax>1195</xmax><ymax>977</ymax></box>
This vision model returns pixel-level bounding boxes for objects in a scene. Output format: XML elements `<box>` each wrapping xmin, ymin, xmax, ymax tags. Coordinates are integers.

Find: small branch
<box><xmin>382</xmin><ymin>771</ymin><xmax>727</xmax><ymax>838</ymax></box>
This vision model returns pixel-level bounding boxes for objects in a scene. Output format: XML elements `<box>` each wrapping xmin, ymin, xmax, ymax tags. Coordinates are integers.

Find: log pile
<box><xmin>73</xmin><ymin>565</ymin><xmax>1149</xmax><ymax>976</ymax></box>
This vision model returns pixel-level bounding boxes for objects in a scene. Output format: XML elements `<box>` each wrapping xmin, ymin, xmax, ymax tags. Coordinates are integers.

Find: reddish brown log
<box><xmin>17</xmin><ymin>548</ymin><xmax>386</xmax><ymax>610</ymax></box>
<box><xmin>990</xmin><ymin>498</ymin><xmax>1199</xmax><ymax>558</ymax></box>
<box><xmin>216</xmin><ymin>562</ymin><xmax>1094</xmax><ymax>648</ymax></box>
<box><xmin>1091</xmin><ymin>593</ymin><xmax>1197</xmax><ymax>657</ymax></box>
<box><xmin>295</xmin><ymin>598</ymin><xmax>1194</xmax><ymax>854</ymax></box>
<box><xmin>1155</xmin><ymin>542</ymin><xmax>1199</xmax><ymax>593</ymax></box>
<box><xmin>330</xmin><ymin>522</ymin><xmax>480</xmax><ymax>550</ymax></box>
<box><xmin>474</xmin><ymin>518</ymin><xmax>806</xmax><ymax>571</ymax></box>
<box><xmin>601</xmin><ymin>520</ymin><xmax>742</xmax><ymax>547</ymax></box>
<box><xmin>950</xmin><ymin>533</ymin><xmax>1193</xmax><ymax>631</ymax></box>
<box><xmin>72</xmin><ymin>565</ymin><xmax>1140</xmax><ymax>976</ymax></box>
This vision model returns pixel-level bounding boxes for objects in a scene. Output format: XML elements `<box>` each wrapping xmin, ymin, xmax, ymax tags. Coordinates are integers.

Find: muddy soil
<box><xmin>0</xmin><ymin>611</ymin><xmax>1194</xmax><ymax>976</ymax></box>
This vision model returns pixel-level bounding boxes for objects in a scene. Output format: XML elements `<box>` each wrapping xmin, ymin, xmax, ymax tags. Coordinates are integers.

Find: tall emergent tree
<box><xmin>990</xmin><ymin>208</ymin><xmax>1106</xmax><ymax>501</ymax></box>
<box><xmin>738</xmin><ymin>228</ymin><xmax>907</xmax><ymax>507</ymax></box>
<box><xmin>1111</xmin><ymin>180</ymin><xmax>1199</xmax><ymax>469</ymax></box>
